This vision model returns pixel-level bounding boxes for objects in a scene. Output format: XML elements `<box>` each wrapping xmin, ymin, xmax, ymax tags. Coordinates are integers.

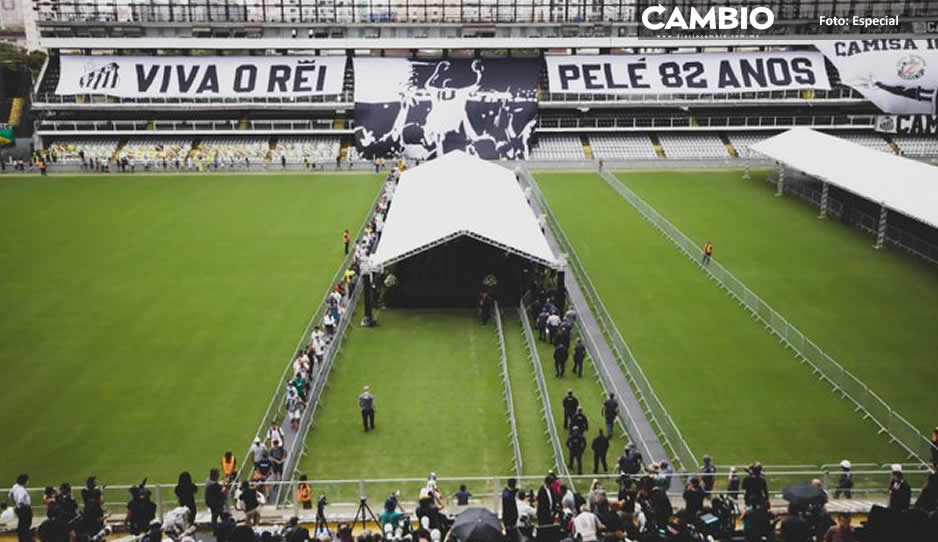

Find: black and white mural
<box><xmin>353</xmin><ymin>58</ymin><xmax>540</xmax><ymax>160</ymax></box>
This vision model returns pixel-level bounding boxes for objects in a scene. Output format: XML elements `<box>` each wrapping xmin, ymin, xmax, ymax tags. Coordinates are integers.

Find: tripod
<box><xmin>352</xmin><ymin>497</ymin><xmax>380</xmax><ymax>531</ymax></box>
<box><xmin>315</xmin><ymin>497</ymin><xmax>332</xmax><ymax>537</ymax></box>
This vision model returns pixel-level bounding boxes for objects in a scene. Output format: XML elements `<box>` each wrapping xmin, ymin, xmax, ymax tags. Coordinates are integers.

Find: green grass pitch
<box><xmin>617</xmin><ymin>169</ymin><xmax>938</xmax><ymax>435</ymax></box>
<box><xmin>536</xmin><ymin>171</ymin><xmax>909</xmax><ymax>466</ymax></box>
<box><xmin>297</xmin><ymin>308</ymin><xmax>514</xmax><ymax>502</ymax></box>
<box><xmin>0</xmin><ymin>173</ymin><xmax>382</xmax><ymax>485</ymax></box>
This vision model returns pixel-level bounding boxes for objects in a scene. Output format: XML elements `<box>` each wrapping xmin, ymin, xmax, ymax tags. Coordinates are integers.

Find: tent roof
<box><xmin>367</xmin><ymin>151</ymin><xmax>561</xmax><ymax>271</ymax></box>
<box><xmin>751</xmin><ymin>128</ymin><xmax>938</xmax><ymax>230</ymax></box>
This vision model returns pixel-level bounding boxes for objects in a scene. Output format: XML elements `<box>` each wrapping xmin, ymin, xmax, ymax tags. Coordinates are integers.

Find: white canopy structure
<box><xmin>751</xmin><ymin>128</ymin><xmax>938</xmax><ymax>230</ymax></box>
<box><xmin>366</xmin><ymin>151</ymin><xmax>561</xmax><ymax>271</ymax></box>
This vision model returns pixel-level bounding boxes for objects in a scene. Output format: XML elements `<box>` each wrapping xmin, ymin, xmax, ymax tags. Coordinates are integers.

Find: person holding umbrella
<box><xmin>448</xmin><ymin>508</ymin><xmax>502</xmax><ymax>542</ymax></box>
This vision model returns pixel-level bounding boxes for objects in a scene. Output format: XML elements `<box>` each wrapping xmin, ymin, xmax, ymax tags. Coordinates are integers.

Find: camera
<box><xmin>91</xmin><ymin>526</ymin><xmax>112</xmax><ymax>542</ymax></box>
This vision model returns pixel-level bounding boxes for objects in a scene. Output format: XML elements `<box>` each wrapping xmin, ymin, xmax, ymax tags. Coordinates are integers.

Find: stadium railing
<box><xmin>3</xmin><ymin>467</ymin><xmax>928</xmax><ymax>521</ymax></box>
<box><xmin>517</xmin><ymin>168</ymin><xmax>700</xmax><ymax>476</ymax></box>
<box><xmin>493</xmin><ymin>301</ymin><xmax>524</xmax><ymax>477</ymax></box>
<box><xmin>32</xmin><ymin>93</ymin><xmax>354</xmax><ymax>107</ymax></box>
<box><xmin>518</xmin><ymin>299</ymin><xmax>573</xmax><ymax>487</ymax></box>
<box><xmin>536</xmin><ymin>114</ymin><xmax>877</xmax><ymax>131</ymax></box>
<box><xmin>540</xmin><ymin>87</ymin><xmax>865</xmax><ymax>104</ymax></box>
<box><xmin>236</xmin><ymin>183</ymin><xmax>384</xmax><ymax>488</ymax></box>
<box><xmin>596</xmin><ymin>168</ymin><xmax>936</xmax><ymax>466</ymax></box>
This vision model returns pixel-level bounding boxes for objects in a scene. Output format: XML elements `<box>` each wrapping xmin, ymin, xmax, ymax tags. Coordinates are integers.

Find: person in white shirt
<box><xmin>248</xmin><ymin>438</ymin><xmax>266</xmax><ymax>465</ymax></box>
<box><xmin>572</xmin><ymin>504</ymin><xmax>604</xmax><ymax>542</ymax></box>
<box><xmin>266</xmin><ymin>422</ymin><xmax>285</xmax><ymax>448</ymax></box>
<box><xmin>9</xmin><ymin>474</ymin><xmax>31</xmax><ymax>542</ymax></box>
<box><xmin>516</xmin><ymin>492</ymin><xmax>536</xmax><ymax>526</ymax></box>
<box><xmin>546</xmin><ymin>312</ymin><xmax>562</xmax><ymax>343</ymax></box>
<box><xmin>293</xmin><ymin>351</ymin><xmax>310</xmax><ymax>377</ymax></box>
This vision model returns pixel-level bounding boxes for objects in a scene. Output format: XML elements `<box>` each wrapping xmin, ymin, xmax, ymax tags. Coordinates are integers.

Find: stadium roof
<box><xmin>366</xmin><ymin>151</ymin><xmax>561</xmax><ymax>271</ymax></box>
<box><xmin>751</xmin><ymin>128</ymin><xmax>938</xmax><ymax>230</ymax></box>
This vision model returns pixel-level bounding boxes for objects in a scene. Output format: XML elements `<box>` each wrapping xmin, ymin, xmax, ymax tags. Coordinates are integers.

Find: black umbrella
<box><xmin>449</xmin><ymin>507</ymin><xmax>503</xmax><ymax>542</ymax></box>
<box><xmin>782</xmin><ymin>482</ymin><xmax>826</xmax><ymax>506</ymax></box>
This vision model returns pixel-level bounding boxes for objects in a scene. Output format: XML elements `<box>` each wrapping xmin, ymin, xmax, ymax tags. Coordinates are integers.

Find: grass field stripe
<box><xmin>494</xmin><ymin>301</ymin><xmax>524</xmax><ymax>476</ymax></box>
<box><xmin>600</xmin><ymin>169</ymin><xmax>932</xmax><ymax>466</ymax></box>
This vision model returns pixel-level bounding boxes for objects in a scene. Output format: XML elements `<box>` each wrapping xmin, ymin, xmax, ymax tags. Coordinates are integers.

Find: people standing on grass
<box><xmin>553</xmin><ymin>341</ymin><xmax>568</xmax><ymax>377</ymax></box>
<box><xmin>359</xmin><ymin>385</ymin><xmax>375</xmax><ymax>432</ymax></box>
<box><xmin>602</xmin><ymin>393</ymin><xmax>618</xmax><ymax>437</ymax></box>
<box><xmin>562</xmin><ymin>389</ymin><xmax>578</xmax><ymax>429</ymax></box>
<box><xmin>572</xmin><ymin>338</ymin><xmax>586</xmax><ymax>378</ymax></box>
<box><xmin>592</xmin><ymin>430</ymin><xmax>609</xmax><ymax>474</ymax></box>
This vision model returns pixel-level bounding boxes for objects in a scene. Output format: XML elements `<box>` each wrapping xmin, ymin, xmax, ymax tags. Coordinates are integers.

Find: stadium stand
<box><xmin>589</xmin><ymin>135</ymin><xmax>658</xmax><ymax>161</ymax></box>
<box><xmin>117</xmin><ymin>138</ymin><xmax>192</xmax><ymax>167</ymax></box>
<box><xmin>657</xmin><ymin>134</ymin><xmax>730</xmax><ymax>159</ymax></box>
<box><xmin>529</xmin><ymin>135</ymin><xmax>584</xmax><ymax>160</ymax></box>
<box><xmin>727</xmin><ymin>133</ymin><xmax>782</xmax><ymax>159</ymax></box>
<box><xmin>273</xmin><ymin>137</ymin><xmax>341</xmax><ymax>166</ymax></box>
<box><xmin>833</xmin><ymin>133</ymin><xmax>894</xmax><ymax>154</ymax></box>
<box><xmin>46</xmin><ymin>138</ymin><xmax>119</xmax><ymax>164</ymax></box>
<box><xmin>892</xmin><ymin>137</ymin><xmax>938</xmax><ymax>157</ymax></box>
<box><xmin>193</xmin><ymin>137</ymin><xmax>272</xmax><ymax>166</ymax></box>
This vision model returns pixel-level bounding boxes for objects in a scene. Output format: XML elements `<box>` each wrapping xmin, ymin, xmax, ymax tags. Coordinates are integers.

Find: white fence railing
<box><xmin>518</xmin><ymin>302</ymin><xmax>573</xmax><ymax>487</ymax></box>
<box><xmin>517</xmin><ymin>167</ymin><xmax>700</xmax><ymax>474</ymax></box>
<box><xmin>597</xmin><ymin>169</ymin><xmax>935</xmax><ymax>466</ymax></box>
<box><xmin>494</xmin><ymin>301</ymin><xmax>524</xmax><ymax>476</ymax></box>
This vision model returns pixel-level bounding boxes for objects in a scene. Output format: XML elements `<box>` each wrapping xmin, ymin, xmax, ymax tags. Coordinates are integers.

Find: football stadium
<box><xmin>2</xmin><ymin>1</ymin><xmax>938</xmax><ymax>541</ymax></box>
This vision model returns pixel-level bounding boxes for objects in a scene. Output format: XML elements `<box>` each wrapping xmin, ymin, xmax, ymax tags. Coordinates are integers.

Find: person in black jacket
<box><xmin>601</xmin><ymin>394</ymin><xmax>618</xmax><ymax>437</ymax></box>
<box><xmin>742</xmin><ymin>462</ymin><xmax>769</xmax><ymax>508</ymax></box>
<box><xmin>572</xmin><ymin>339</ymin><xmax>586</xmax><ymax>378</ymax></box>
<box><xmin>536</xmin><ymin>476</ymin><xmax>556</xmax><ymax>526</ymax></box>
<box><xmin>553</xmin><ymin>342</ymin><xmax>568</xmax><ymax>377</ymax></box>
<box><xmin>567</xmin><ymin>426</ymin><xmax>586</xmax><ymax>475</ymax></box>
<box><xmin>501</xmin><ymin>478</ymin><xmax>519</xmax><ymax>534</ymax></box>
<box><xmin>889</xmin><ymin>465</ymin><xmax>911</xmax><ymax>510</ymax></box>
<box><xmin>592</xmin><ymin>430</ymin><xmax>609</xmax><ymax>474</ymax></box>
<box><xmin>682</xmin><ymin>477</ymin><xmax>705</xmax><ymax>519</ymax></box>
<box><xmin>571</xmin><ymin>407</ymin><xmax>589</xmax><ymax>434</ymax></box>
<box><xmin>126</xmin><ymin>485</ymin><xmax>157</xmax><ymax>536</ymax></box>
<box><xmin>562</xmin><ymin>390</ymin><xmax>578</xmax><ymax>430</ymax></box>
<box><xmin>174</xmin><ymin>472</ymin><xmax>198</xmax><ymax>524</ymax></box>
<box><xmin>205</xmin><ymin>469</ymin><xmax>226</xmax><ymax>534</ymax></box>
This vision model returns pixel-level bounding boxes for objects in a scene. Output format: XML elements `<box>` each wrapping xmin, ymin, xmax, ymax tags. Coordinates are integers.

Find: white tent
<box><xmin>751</xmin><ymin>128</ymin><xmax>938</xmax><ymax>230</ymax></box>
<box><xmin>366</xmin><ymin>151</ymin><xmax>561</xmax><ymax>271</ymax></box>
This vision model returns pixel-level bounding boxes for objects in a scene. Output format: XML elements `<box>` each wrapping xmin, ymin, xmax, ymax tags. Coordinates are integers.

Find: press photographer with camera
<box><xmin>126</xmin><ymin>481</ymin><xmax>156</xmax><ymax>536</ymax></box>
<box><xmin>743</xmin><ymin>462</ymin><xmax>769</xmax><ymax>509</ymax></box>
<box><xmin>80</xmin><ymin>476</ymin><xmax>106</xmax><ymax>538</ymax></box>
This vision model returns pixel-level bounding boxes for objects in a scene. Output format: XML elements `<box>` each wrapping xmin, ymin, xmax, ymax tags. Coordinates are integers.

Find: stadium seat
<box><xmin>528</xmin><ymin>135</ymin><xmax>584</xmax><ymax>160</ymax></box>
<box><xmin>657</xmin><ymin>134</ymin><xmax>730</xmax><ymax>159</ymax></box>
<box><xmin>727</xmin><ymin>133</ymin><xmax>781</xmax><ymax>159</ymax></box>
<box><xmin>47</xmin><ymin>138</ymin><xmax>120</xmax><ymax>164</ymax></box>
<box><xmin>118</xmin><ymin>138</ymin><xmax>192</xmax><ymax>167</ymax></box>
<box><xmin>273</xmin><ymin>136</ymin><xmax>341</xmax><ymax>165</ymax></box>
<box><xmin>892</xmin><ymin>137</ymin><xmax>938</xmax><ymax>157</ymax></box>
<box><xmin>588</xmin><ymin>135</ymin><xmax>658</xmax><ymax>160</ymax></box>
<box><xmin>194</xmin><ymin>137</ymin><xmax>272</xmax><ymax>166</ymax></box>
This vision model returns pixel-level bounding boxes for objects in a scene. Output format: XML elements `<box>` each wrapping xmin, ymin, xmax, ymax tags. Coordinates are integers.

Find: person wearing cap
<box><xmin>562</xmin><ymin>390</ymin><xmax>578</xmax><ymax>430</ymax></box>
<box><xmin>834</xmin><ymin>460</ymin><xmax>853</xmax><ymax>499</ymax></box>
<box><xmin>249</xmin><ymin>437</ymin><xmax>266</xmax><ymax>465</ymax></box>
<box><xmin>571</xmin><ymin>407</ymin><xmax>589</xmax><ymax>434</ymax></box>
<box><xmin>742</xmin><ymin>462</ymin><xmax>768</xmax><ymax>508</ymax></box>
<box><xmin>888</xmin><ymin>464</ymin><xmax>911</xmax><ymax>510</ymax></box>
<box><xmin>701</xmin><ymin>455</ymin><xmax>716</xmax><ymax>495</ymax></box>
<box><xmin>359</xmin><ymin>385</ymin><xmax>375</xmax><ymax>432</ymax></box>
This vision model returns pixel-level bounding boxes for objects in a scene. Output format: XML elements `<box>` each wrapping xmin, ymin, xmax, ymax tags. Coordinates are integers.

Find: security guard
<box><xmin>562</xmin><ymin>390</ymin><xmax>578</xmax><ymax>430</ymax></box>
<box><xmin>566</xmin><ymin>426</ymin><xmax>587</xmax><ymax>475</ymax></box>
<box><xmin>571</xmin><ymin>407</ymin><xmax>589</xmax><ymax>434</ymax></box>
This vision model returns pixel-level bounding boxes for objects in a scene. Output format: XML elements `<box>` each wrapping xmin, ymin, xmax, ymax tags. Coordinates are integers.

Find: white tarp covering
<box><xmin>751</xmin><ymin>128</ymin><xmax>938</xmax><ymax>230</ymax></box>
<box><xmin>368</xmin><ymin>151</ymin><xmax>560</xmax><ymax>270</ymax></box>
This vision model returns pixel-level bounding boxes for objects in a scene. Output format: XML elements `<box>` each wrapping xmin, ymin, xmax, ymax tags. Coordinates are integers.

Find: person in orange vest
<box><xmin>343</xmin><ymin>229</ymin><xmax>350</xmax><ymax>255</ymax></box>
<box><xmin>931</xmin><ymin>426</ymin><xmax>938</xmax><ymax>467</ymax></box>
<box><xmin>221</xmin><ymin>451</ymin><xmax>237</xmax><ymax>485</ymax></box>
<box><xmin>297</xmin><ymin>474</ymin><xmax>312</xmax><ymax>510</ymax></box>
<box><xmin>702</xmin><ymin>241</ymin><xmax>713</xmax><ymax>266</ymax></box>
<box><xmin>38</xmin><ymin>158</ymin><xmax>47</xmax><ymax>176</ymax></box>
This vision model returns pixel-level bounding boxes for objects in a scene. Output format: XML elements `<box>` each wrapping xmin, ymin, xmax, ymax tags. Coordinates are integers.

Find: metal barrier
<box><xmin>493</xmin><ymin>301</ymin><xmax>524</xmax><ymax>476</ymax></box>
<box><xmin>517</xmin><ymin>301</ymin><xmax>572</xmax><ymax>486</ymax></box>
<box><xmin>597</xmin><ymin>168</ymin><xmax>935</xmax><ymax>466</ymax></box>
<box><xmin>517</xmin><ymin>168</ymin><xmax>699</xmax><ymax>475</ymax></box>
<box><xmin>237</xmin><ymin>183</ymin><xmax>384</xmax><ymax>486</ymax></box>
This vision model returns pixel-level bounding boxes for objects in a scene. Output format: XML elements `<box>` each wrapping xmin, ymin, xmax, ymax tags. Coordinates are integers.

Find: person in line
<box><xmin>822</xmin><ymin>512</ymin><xmax>855</xmax><ymax>542</ymax></box>
<box><xmin>501</xmin><ymin>478</ymin><xmax>519</xmax><ymax>533</ymax></box>
<box><xmin>562</xmin><ymin>390</ymin><xmax>578</xmax><ymax>430</ymax></box>
<box><xmin>249</xmin><ymin>437</ymin><xmax>267</xmax><ymax>465</ymax></box>
<box><xmin>343</xmin><ymin>229</ymin><xmax>351</xmax><ymax>255</ymax></box>
<box><xmin>702</xmin><ymin>241</ymin><xmax>713</xmax><ymax>265</ymax></box>
<box><xmin>174</xmin><ymin>471</ymin><xmax>198</xmax><ymax>524</ymax></box>
<box><xmin>205</xmin><ymin>469</ymin><xmax>226</xmax><ymax>534</ymax></box>
<box><xmin>701</xmin><ymin>454</ymin><xmax>716</xmax><ymax>496</ymax></box>
<box><xmin>567</xmin><ymin>426</ymin><xmax>586</xmax><ymax>475</ymax></box>
<box><xmin>267</xmin><ymin>421</ymin><xmax>285</xmax><ymax>449</ymax></box>
<box><xmin>553</xmin><ymin>341</ymin><xmax>568</xmax><ymax>377</ymax></box>
<box><xmin>834</xmin><ymin>460</ymin><xmax>853</xmax><ymax>499</ymax></box>
<box><xmin>546</xmin><ymin>311</ymin><xmax>562</xmax><ymax>343</ymax></box>
<box><xmin>359</xmin><ymin>385</ymin><xmax>375</xmax><ymax>432</ymax></box>
<box><xmin>572</xmin><ymin>339</ymin><xmax>586</xmax><ymax>378</ymax></box>
<box><xmin>9</xmin><ymin>474</ymin><xmax>31</xmax><ymax>542</ymax></box>
<box><xmin>535</xmin><ymin>308</ymin><xmax>549</xmax><ymax>342</ymax></box>
<box><xmin>888</xmin><ymin>464</ymin><xmax>911</xmax><ymax>510</ymax></box>
<box><xmin>601</xmin><ymin>393</ymin><xmax>618</xmax><ymax>437</ymax></box>
<box><xmin>269</xmin><ymin>440</ymin><xmax>286</xmax><ymax>483</ymax></box>
<box><xmin>222</xmin><ymin>451</ymin><xmax>237</xmax><ymax>485</ymax></box>
<box><xmin>591</xmin><ymin>429</ymin><xmax>609</xmax><ymax>474</ymax></box>
<box><xmin>571</xmin><ymin>407</ymin><xmax>589</xmax><ymax>434</ymax></box>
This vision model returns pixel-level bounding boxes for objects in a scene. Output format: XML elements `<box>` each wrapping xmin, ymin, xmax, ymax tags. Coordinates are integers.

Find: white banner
<box><xmin>875</xmin><ymin>114</ymin><xmax>938</xmax><ymax>135</ymax></box>
<box><xmin>545</xmin><ymin>51</ymin><xmax>830</xmax><ymax>95</ymax></box>
<box><xmin>56</xmin><ymin>55</ymin><xmax>346</xmax><ymax>98</ymax></box>
<box><xmin>817</xmin><ymin>39</ymin><xmax>938</xmax><ymax>114</ymax></box>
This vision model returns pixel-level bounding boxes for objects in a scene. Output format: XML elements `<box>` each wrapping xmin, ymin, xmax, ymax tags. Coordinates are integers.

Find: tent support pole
<box><xmin>818</xmin><ymin>182</ymin><xmax>829</xmax><ymax>219</ymax></box>
<box><xmin>363</xmin><ymin>273</ymin><xmax>376</xmax><ymax>326</ymax></box>
<box><xmin>556</xmin><ymin>270</ymin><xmax>567</xmax><ymax>314</ymax></box>
<box><xmin>875</xmin><ymin>203</ymin><xmax>888</xmax><ymax>250</ymax></box>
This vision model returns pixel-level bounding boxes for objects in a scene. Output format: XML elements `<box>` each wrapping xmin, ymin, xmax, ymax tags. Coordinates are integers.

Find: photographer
<box><xmin>126</xmin><ymin>484</ymin><xmax>157</xmax><ymax>536</ymax></box>
<box><xmin>55</xmin><ymin>484</ymin><xmax>78</xmax><ymax>524</ymax></box>
<box><xmin>81</xmin><ymin>477</ymin><xmax>105</xmax><ymax>538</ymax></box>
<box><xmin>742</xmin><ymin>462</ymin><xmax>769</xmax><ymax>509</ymax></box>
<box><xmin>683</xmin><ymin>478</ymin><xmax>705</xmax><ymax>519</ymax></box>
<box><xmin>379</xmin><ymin>496</ymin><xmax>405</xmax><ymax>534</ymax></box>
